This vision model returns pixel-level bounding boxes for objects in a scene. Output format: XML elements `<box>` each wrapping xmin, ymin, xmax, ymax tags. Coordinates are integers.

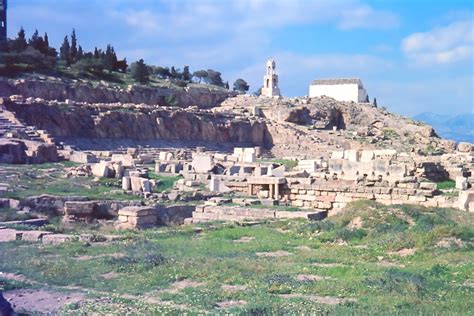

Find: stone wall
<box><xmin>282</xmin><ymin>179</ymin><xmax>454</xmax><ymax>214</ymax></box>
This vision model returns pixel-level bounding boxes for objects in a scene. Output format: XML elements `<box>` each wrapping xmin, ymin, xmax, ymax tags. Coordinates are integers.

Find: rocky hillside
<box><xmin>0</xmin><ymin>77</ymin><xmax>234</xmax><ymax>109</ymax></box>
<box><xmin>5</xmin><ymin>101</ymin><xmax>271</xmax><ymax>146</ymax></box>
<box><xmin>218</xmin><ymin>95</ymin><xmax>458</xmax><ymax>158</ymax></box>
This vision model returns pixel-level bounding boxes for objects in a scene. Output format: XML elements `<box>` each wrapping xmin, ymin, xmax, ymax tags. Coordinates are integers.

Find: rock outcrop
<box><xmin>0</xmin><ymin>138</ymin><xmax>57</xmax><ymax>164</ymax></box>
<box><xmin>0</xmin><ymin>78</ymin><xmax>234</xmax><ymax>108</ymax></box>
<box><xmin>6</xmin><ymin>102</ymin><xmax>272</xmax><ymax>146</ymax></box>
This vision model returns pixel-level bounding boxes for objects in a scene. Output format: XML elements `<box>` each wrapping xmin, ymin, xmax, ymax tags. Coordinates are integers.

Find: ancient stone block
<box><xmin>192</xmin><ymin>154</ymin><xmax>214</xmax><ymax>173</ymax></box>
<box><xmin>458</xmin><ymin>190</ymin><xmax>474</xmax><ymax>211</ymax></box>
<box><xmin>456</xmin><ymin>177</ymin><xmax>468</xmax><ymax>190</ymax></box>
<box><xmin>122</xmin><ymin>176</ymin><xmax>131</xmax><ymax>190</ymax></box>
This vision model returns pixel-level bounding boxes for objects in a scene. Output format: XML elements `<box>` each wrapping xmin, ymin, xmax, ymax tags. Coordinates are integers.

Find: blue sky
<box><xmin>7</xmin><ymin>0</ymin><xmax>474</xmax><ymax>116</ymax></box>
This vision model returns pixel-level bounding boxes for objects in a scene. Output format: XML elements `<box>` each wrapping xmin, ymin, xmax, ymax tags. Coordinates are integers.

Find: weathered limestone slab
<box><xmin>21</xmin><ymin>230</ymin><xmax>53</xmax><ymax>242</ymax></box>
<box><xmin>456</xmin><ymin>177</ymin><xmax>468</xmax><ymax>190</ymax></box>
<box><xmin>42</xmin><ymin>234</ymin><xmax>77</xmax><ymax>244</ymax></box>
<box><xmin>69</xmin><ymin>151</ymin><xmax>97</xmax><ymax>164</ymax></box>
<box><xmin>116</xmin><ymin>206</ymin><xmax>157</xmax><ymax>228</ymax></box>
<box><xmin>192</xmin><ymin>154</ymin><xmax>214</xmax><ymax>173</ymax></box>
<box><xmin>459</xmin><ymin>190</ymin><xmax>474</xmax><ymax>211</ymax></box>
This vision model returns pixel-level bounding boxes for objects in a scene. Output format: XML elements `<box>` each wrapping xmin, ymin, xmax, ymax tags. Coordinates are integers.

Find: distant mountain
<box><xmin>414</xmin><ymin>112</ymin><xmax>474</xmax><ymax>143</ymax></box>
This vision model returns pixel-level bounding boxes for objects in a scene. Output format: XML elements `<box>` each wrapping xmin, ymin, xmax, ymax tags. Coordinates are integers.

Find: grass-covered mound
<box><xmin>0</xmin><ymin>201</ymin><xmax>472</xmax><ymax>314</ymax></box>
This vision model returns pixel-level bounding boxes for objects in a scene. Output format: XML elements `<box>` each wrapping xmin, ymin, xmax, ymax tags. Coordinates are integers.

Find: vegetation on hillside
<box><xmin>0</xmin><ymin>28</ymin><xmax>233</xmax><ymax>89</ymax></box>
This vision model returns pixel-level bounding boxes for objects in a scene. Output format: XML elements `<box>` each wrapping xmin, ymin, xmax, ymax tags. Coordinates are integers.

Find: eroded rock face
<box><xmin>0</xmin><ymin>138</ymin><xmax>57</xmax><ymax>164</ymax></box>
<box><xmin>0</xmin><ymin>79</ymin><xmax>234</xmax><ymax>108</ymax></box>
<box><xmin>7</xmin><ymin>103</ymin><xmax>272</xmax><ymax>146</ymax></box>
<box><xmin>0</xmin><ymin>139</ymin><xmax>27</xmax><ymax>163</ymax></box>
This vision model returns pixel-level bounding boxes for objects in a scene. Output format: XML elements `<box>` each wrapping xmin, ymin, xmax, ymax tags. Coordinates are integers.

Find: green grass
<box><xmin>257</xmin><ymin>159</ymin><xmax>298</xmax><ymax>170</ymax></box>
<box><xmin>148</xmin><ymin>172</ymin><xmax>181</xmax><ymax>192</ymax></box>
<box><xmin>0</xmin><ymin>201</ymin><xmax>472</xmax><ymax>314</ymax></box>
<box><xmin>0</xmin><ymin>163</ymin><xmax>142</xmax><ymax>201</ymax></box>
<box><xmin>436</xmin><ymin>180</ymin><xmax>456</xmax><ymax>190</ymax></box>
<box><xmin>0</xmin><ymin>208</ymin><xmax>38</xmax><ymax>222</ymax></box>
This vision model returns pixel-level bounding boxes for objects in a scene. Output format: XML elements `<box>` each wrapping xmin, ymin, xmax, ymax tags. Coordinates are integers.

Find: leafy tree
<box><xmin>233</xmin><ymin>78</ymin><xmax>249</xmax><ymax>92</ymax></box>
<box><xmin>207</xmin><ymin>69</ymin><xmax>224</xmax><ymax>86</ymax></box>
<box><xmin>154</xmin><ymin>66</ymin><xmax>171</xmax><ymax>79</ymax></box>
<box><xmin>72</xmin><ymin>57</ymin><xmax>104</xmax><ymax>76</ymax></box>
<box><xmin>193</xmin><ymin>70</ymin><xmax>208</xmax><ymax>83</ymax></box>
<box><xmin>70</xmin><ymin>29</ymin><xmax>78</xmax><ymax>62</ymax></box>
<box><xmin>59</xmin><ymin>36</ymin><xmax>71</xmax><ymax>65</ymax></box>
<box><xmin>115</xmin><ymin>58</ymin><xmax>128</xmax><ymax>73</ymax></box>
<box><xmin>130</xmin><ymin>59</ymin><xmax>149</xmax><ymax>83</ymax></box>
<box><xmin>182</xmin><ymin>65</ymin><xmax>191</xmax><ymax>81</ymax></box>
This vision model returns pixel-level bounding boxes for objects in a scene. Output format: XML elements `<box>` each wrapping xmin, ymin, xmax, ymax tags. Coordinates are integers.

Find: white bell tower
<box><xmin>261</xmin><ymin>58</ymin><xmax>281</xmax><ymax>97</ymax></box>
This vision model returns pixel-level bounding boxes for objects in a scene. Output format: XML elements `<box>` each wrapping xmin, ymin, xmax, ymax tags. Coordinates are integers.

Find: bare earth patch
<box><xmin>296</xmin><ymin>274</ymin><xmax>335</xmax><ymax>282</ymax></box>
<box><xmin>256</xmin><ymin>250</ymin><xmax>291</xmax><ymax>257</ymax></box>
<box><xmin>347</xmin><ymin>216</ymin><xmax>363</xmax><ymax>230</ymax></box>
<box><xmin>296</xmin><ymin>245</ymin><xmax>312</xmax><ymax>251</ymax></box>
<box><xmin>221</xmin><ymin>284</ymin><xmax>247</xmax><ymax>293</ymax></box>
<box><xmin>215</xmin><ymin>300</ymin><xmax>247</xmax><ymax>309</ymax></box>
<box><xmin>376</xmin><ymin>256</ymin><xmax>405</xmax><ymax>268</ymax></box>
<box><xmin>388</xmin><ymin>248</ymin><xmax>416</xmax><ymax>257</ymax></box>
<box><xmin>393</xmin><ymin>210</ymin><xmax>416</xmax><ymax>226</ymax></box>
<box><xmin>162</xmin><ymin>279</ymin><xmax>206</xmax><ymax>294</ymax></box>
<box><xmin>0</xmin><ymin>272</ymin><xmax>35</xmax><ymax>284</ymax></box>
<box><xmin>233</xmin><ymin>236</ymin><xmax>255</xmax><ymax>243</ymax></box>
<box><xmin>279</xmin><ymin>294</ymin><xmax>356</xmax><ymax>305</ymax></box>
<box><xmin>436</xmin><ymin>237</ymin><xmax>466</xmax><ymax>249</ymax></box>
<box><xmin>100</xmin><ymin>271</ymin><xmax>120</xmax><ymax>280</ymax></box>
<box><xmin>3</xmin><ymin>289</ymin><xmax>85</xmax><ymax>314</ymax></box>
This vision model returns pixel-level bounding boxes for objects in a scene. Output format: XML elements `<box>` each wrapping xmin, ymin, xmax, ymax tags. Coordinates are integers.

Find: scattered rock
<box><xmin>2</xmin><ymin>289</ymin><xmax>84</xmax><ymax>314</ymax></box>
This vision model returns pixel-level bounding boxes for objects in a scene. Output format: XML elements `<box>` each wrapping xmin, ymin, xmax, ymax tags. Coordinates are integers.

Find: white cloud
<box><xmin>401</xmin><ymin>19</ymin><xmax>474</xmax><ymax>65</ymax></box>
<box><xmin>338</xmin><ymin>5</ymin><xmax>399</xmax><ymax>30</ymax></box>
<box><xmin>112</xmin><ymin>0</ymin><xmax>398</xmax><ymax>39</ymax></box>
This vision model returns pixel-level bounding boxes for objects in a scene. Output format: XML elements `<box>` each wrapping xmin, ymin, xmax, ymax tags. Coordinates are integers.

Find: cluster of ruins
<box><xmin>0</xmin><ymin>59</ymin><xmax>473</xmax><ymax>230</ymax></box>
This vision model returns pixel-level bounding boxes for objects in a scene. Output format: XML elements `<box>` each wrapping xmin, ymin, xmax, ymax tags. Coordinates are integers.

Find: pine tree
<box><xmin>70</xmin><ymin>29</ymin><xmax>78</xmax><ymax>62</ymax></box>
<box><xmin>29</xmin><ymin>29</ymin><xmax>39</xmax><ymax>46</ymax></box>
<box><xmin>77</xmin><ymin>45</ymin><xmax>84</xmax><ymax>60</ymax></box>
<box><xmin>182</xmin><ymin>66</ymin><xmax>191</xmax><ymax>81</ymax></box>
<box><xmin>93</xmin><ymin>47</ymin><xmax>100</xmax><ymax>59</ymax></box>
<box><xmin>373</xmin><ymin>98</ymin><xmax>377</xmax><ymax>107</ymax></box>
<box><xmin>60</xmin><ymin>36</ymin><xmax>71</xmax><ymax>65</ymax></box>
<box><xmin>170</xmin><ymin>66</ymin><xmax>178</xmax><ymax>79</ymax></box>
<box><xmin>11</xmin><ymin>27</ymin><xmax>28</xmax><ymax>52</ymax></box>
<box><xmin>44</xmin><ymin>33</ymin><xmax>49</xmax><ymax>48</ymax></box>
<box><xmin>130</xmin><ymin>59</ymin><xmax>149</xmax><ymax>83</ymax></box>
<box><xmin>104</xmin><ymin>44</ymin><xmax>117</xmax><ymax>72</ymax></box>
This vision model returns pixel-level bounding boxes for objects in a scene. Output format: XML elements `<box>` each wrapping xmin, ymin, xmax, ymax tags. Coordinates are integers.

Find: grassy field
<box><xmin>1</xmin><ymin>201</ymin><xmax>472</xmax><ymax>314</ymax></box>
<box><xmin>0</xmin><ymin>163</ymin><xmax>180</xmax><ymax>201</ymax></box>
